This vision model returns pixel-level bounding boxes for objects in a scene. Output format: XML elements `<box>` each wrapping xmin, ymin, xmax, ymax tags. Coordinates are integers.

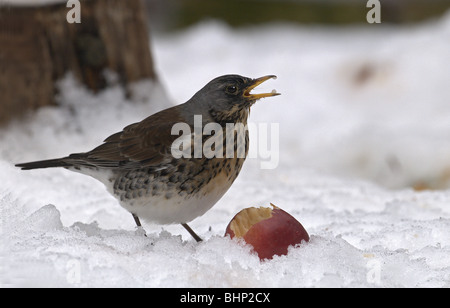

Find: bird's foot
<box><xmin>132</xmin><ymin>213</ymin><xmax>147</xmax><ymax>237</ymax></box>
<box><xmin>181</xmin><ymin>223</ymin><xmax>203</xmax><ymax>242</ymax></box>
<box><xmin>135</xmin><ymin>226</ymin><xmax>147</xmax><ymax>237</ymax></box>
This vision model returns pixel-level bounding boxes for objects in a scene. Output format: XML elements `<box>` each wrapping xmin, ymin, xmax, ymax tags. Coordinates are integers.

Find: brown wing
<box><xmin>75</xmin><ymin>105</ymin><xmax>187</xmax><ymax>169</ymax></box>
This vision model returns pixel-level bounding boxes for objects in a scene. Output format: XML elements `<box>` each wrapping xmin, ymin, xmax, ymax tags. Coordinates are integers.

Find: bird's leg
<box><xmin>181</xmin><ymin>223</ymin><xmax>203</xmax><ymax>242</ymax></box>
<box><xmin>132</xmin><ymin>213</ymin><xmax>147</xmax><ymax>237</ymax></box>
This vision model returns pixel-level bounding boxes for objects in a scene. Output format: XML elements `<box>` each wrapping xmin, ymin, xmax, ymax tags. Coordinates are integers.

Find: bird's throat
<box><xmin>209</xmin><ymin>106</ymin><xmax>250</xmax><ymax>127</ymax></box>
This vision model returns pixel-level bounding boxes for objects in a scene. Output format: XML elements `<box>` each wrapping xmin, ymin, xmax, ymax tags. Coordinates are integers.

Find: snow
<box><xmin>2</xmin><ymin>13</ymin><xmax>450</xmax><ymax>287</ymax></box>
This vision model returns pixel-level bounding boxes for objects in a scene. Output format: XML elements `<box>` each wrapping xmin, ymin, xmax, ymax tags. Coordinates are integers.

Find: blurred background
<box><xmin>143</xmin><ymin>0</ymin><xmax>450</xmax><ymax>31</ymax></box>
<box><xmin>1</xmin><ymin>0</ymin><xmax>450</xmax><ymax>192</ymax></box>
<box><xmin>2</xmin><ymin>0</ymin><xmax>450</xmax><ymax>288</ymax></box>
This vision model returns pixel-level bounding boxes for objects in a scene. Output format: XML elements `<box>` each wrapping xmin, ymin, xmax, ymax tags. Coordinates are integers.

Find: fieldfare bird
<box><xmin>16</xmin><ymin>75</ymin><xmax>280</xmax><ymax>241</ymax></box>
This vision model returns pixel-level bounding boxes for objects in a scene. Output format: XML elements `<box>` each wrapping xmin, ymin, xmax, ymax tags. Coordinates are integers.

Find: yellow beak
<box><xmin>244</xmin><ymin>75</ymin><xmax>280</xmax><ymax>100</ymax></box>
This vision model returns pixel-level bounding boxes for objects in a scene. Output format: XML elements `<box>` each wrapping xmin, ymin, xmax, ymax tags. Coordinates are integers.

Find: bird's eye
<box><xmin>226</xmin><ymin>85</ymin><xmax>238</xmax><ymax>94</ymax></box>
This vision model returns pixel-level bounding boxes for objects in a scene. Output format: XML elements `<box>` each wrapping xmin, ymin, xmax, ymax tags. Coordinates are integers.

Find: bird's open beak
<box><xmin>244</xmin><ymin>75</ymin><xmax>280</xmax><ymax>100</ymax></box>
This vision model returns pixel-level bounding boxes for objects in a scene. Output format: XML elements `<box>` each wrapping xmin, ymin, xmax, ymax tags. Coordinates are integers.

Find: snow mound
<box><xmin>2</xmin><ymin>13</ymin><xmax>450</xmax><ymax>287</ymax></box>
<box><xmin>3</xmin><ymin>183</ymin><xmax>450</xmax><ymax>287</ymax></box>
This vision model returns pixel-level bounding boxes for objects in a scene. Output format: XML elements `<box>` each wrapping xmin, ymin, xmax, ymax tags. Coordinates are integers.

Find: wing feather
<box><xmin>82</xmin><ymin>106</ymin><xmax>187</xmax><ymax>169</ymax></box>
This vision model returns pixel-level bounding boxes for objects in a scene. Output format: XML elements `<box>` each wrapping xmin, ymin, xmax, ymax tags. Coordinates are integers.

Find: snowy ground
<box><xmin>1</xmin><ymin>13</ymin><xmax>450</xmax><ymax>287</ymax></box>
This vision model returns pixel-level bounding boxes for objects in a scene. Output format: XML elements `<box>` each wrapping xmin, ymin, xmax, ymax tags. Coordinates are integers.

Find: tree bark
<box><xmin>0</xmin><ymin>0</ymin><xmax>156</xmax><ymax>125</ymax></box>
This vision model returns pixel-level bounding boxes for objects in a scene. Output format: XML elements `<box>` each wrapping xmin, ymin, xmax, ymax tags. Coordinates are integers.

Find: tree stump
<box><xmin>0</xmin><ymin>0</ymin><xmax>157</xmax><ymax>125</ymax></box>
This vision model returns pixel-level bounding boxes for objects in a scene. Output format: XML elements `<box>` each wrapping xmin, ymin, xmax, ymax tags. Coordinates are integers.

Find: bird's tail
<box><xmin>15</xmin><ymin>158</ymin><xmax>73</xmax><ymax>170</ymax></box>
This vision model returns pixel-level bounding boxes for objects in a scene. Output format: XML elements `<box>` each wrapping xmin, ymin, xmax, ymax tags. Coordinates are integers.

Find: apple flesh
<box><xmin>225</xmin><ymin>204</ymin><xmax>309</xmax><ymax>260</ymax></box>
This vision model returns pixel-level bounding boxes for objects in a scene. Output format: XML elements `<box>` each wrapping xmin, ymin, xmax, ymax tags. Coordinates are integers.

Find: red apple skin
<box><xmin>225</xmin><ymin>207</ymin><xmax>309</xmax><ymax>260</ymax></box>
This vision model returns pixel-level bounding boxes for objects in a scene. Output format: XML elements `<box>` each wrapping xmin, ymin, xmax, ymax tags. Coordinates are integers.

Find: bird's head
<box><xmin>189</xmin><ymin>74</ymin><xmax>280</xmax><ymax>124</ymax></box>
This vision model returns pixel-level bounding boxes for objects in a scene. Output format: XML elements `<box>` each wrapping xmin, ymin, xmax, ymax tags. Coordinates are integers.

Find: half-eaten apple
<box><xmin>225</xmin><ymin>204</ymin><xmax>310</xmax><ymax>260</ymax></box>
